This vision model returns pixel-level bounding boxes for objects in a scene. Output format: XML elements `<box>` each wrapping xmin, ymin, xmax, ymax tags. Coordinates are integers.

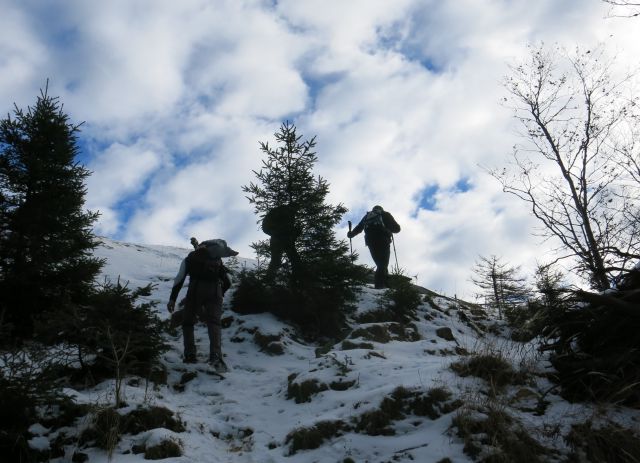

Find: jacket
<box><xmin>169</xmin><ymin>247</ymin><xmax>230</xmax><ymax>303</ymax></box>
<box><xmin>350</xmin><ymin>209</ymin><xmax>401</xmax><ymax>246</ymax></box>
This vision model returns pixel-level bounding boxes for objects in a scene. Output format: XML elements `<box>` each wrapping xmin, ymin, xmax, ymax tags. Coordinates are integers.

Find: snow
<box><xmin>23</xmin><ymin>237</ymin><xmax>638</xmax><ymax>462</ymax></box>
<box><xmin>28</xmin><ymin>436</ymin><xmax>50</xmax><ymax>451</ymax></box>
<box><xmin>28</xmin><ymin>423</ymin><xmax>50</xmax><ymax>436</ymax></box>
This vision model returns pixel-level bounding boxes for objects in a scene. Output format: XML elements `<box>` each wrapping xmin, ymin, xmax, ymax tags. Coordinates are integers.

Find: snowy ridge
<box><xmin>42</xmin><ymin>237</ymin><xmax>639</xmax><ymax>463</ymax></box>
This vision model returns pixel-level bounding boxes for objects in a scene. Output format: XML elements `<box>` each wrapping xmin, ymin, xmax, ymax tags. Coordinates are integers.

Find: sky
<box><xmin>1</xmin><ymin>0</ymin><xmax>639</xmax><ymax>300</ymax></box>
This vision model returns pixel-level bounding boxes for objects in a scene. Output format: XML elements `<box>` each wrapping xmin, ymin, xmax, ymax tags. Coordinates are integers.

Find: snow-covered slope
<box><xmin>39</xmin><ymin>238</ymin><xmax>639</xmax><ymax>463</ymax></box>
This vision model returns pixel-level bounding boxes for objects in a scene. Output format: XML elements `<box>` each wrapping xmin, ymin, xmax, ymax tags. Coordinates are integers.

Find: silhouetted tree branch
<box><xmin>492</xmin><ymin>44</ymin><xmax>640</xmax><ymax>290</ymax></box>
<box><xmin>603</xmin><ymin>0</ymin><xmax>640</xmax><ymax>17</ymax></box>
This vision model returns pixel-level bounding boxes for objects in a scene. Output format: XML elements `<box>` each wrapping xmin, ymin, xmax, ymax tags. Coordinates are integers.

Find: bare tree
<box><xmin>493</xmin><ymin>44</ymin><xmax>640</xmax><ymax>290</ymax></box>
<box><xmin>470</xmin><ymin>255</ymin><xmax>529</xmax><ymax>320</ymax></box>
<box><xmin>602</xmin><ymin>0</ymin><xmax>640</xmax><ymax>17</ymax></box>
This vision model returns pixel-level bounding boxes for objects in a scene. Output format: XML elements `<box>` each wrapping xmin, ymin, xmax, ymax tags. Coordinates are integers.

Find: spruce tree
<box><xmin>238</xmin><ymin>122</ymin><xmax>366</xmax><ymax>337</ymax></box>
<box><xmin>470</xmin><ymin>255</ymin><xmax>529</xmax><ymax>320</ymax></box>
<box><xmin>0</xmin><ymin>86</ymin><xmax>102</xmax><ymax>340</ymax></box>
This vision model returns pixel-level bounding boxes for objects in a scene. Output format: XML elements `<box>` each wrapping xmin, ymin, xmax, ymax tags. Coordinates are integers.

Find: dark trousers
<box><xmin>368</xmin><ymin>241</ymin><xmax>391</xmax><ymax>289</ymax></box>
<box><xmin>267</xmin><ymin>236</ymin><xmax>301</xmax><ymax>277</ymax></box>
<box><xmin>182</xmin><ymin>280</ymin><xmax>223</xmax><ymax>360</ymax></box>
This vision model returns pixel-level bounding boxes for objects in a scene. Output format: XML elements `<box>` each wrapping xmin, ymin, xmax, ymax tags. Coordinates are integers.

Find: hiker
<box><xmin>167</xmin><ymin>239</ymin><xmax>237</xmax><ymax>370</ymax></box>
<box><xmin>347</xmin><ymin>205</ymin><xmax>401</xmax><ymax>289</ymax></box>
<box><xmin>262</xmin><ymin>204</ymin><xmax>302</xmax><ymax>279</ymax></box>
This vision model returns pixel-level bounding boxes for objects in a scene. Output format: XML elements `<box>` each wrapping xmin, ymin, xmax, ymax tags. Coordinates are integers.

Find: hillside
<box><xmin>28</xmin><ymin>238</ymin><xmax>639</xmax><ymax>462</ymax></box>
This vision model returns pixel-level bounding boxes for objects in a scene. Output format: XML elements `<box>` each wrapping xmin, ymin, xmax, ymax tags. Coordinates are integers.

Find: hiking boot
<box><xmin>208</xmin><ymin>356</ymin><xmax>228</xmax><ymax>373</ymax></box>
<box><xmin>183</xmin><ymin>355</ymin><xmax>197</xmax><ymax>364</ymax></box>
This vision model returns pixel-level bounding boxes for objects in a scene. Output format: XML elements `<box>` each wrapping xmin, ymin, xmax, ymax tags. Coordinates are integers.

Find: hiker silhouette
<box><xmin>348</xmin><ymin>205</ymin><xmax>401</xmax><ymax>289</ymax></box>
<box><xmin>167</xmin><ymin>239</ymin><xmax>237</xmax><ymax>371</ymax></box>
<box><xmin>262</xmin><ymin>204</ymin><xmax>302</xmax><ymax>279</ymax></box>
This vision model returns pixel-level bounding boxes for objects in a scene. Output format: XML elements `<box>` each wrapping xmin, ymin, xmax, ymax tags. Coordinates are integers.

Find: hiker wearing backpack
<box><xmin>347</xmin><ymin>205</ymin><xmax>401</xmax><ymax>289</ymax></box>
<box><xmin>262</xmin><ymin>204</ymin><xmax>302</xmax><ymax>279</ymax></box>
<box><xmin>167</xmin><ymin>239</ymin><xmax>237</xmax><ymax>371</ymax></box>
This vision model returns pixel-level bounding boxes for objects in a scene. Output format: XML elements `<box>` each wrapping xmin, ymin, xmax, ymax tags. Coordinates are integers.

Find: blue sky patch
<box><xmin>301</xmin><ymin>70</ymin><xmax>346</xmax><ymax>112</ymax></box>
<box><xmin>453</xmin><ymin>177</ymin><xmax>472</xmax><ymax>193</ymax></box>
<box><xmin>416</xmin><ymin>184</ymin><xmax>439</xmax><ymax>212</ymax></box>
<box><xmin>374</xmin><ymin>21</ymin><xmax>444</xmax><ymax>74</ymax></box>
<box><xmin>75</xmin><ymin>134</ymin><xmax>109</xmax><ymax>167</ymax></box>
<box><xmin>414</xmin><ymin>177</ymin><xmax>473</xmax><ymax>215</ymax></box>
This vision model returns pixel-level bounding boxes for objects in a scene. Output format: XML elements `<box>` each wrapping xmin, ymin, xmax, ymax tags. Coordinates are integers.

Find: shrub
<box><xmin>0</xmin><ymin>344</ymin><xmax>65</xmax><ymax>462</ymax></box>
<box><xmin>79</xmin><ymin>406</ymin><xmax>184</xmax><ymax>458</ymax></box>
<box><xmin>380</xmin><ymin>271</ymin><xmax>423</xmax><ymax>322</ymax></box>
<box><xmin>452</xmin><ymin>406</ymin><xmax>547</xmax><ymax>462</ymax></box>
<box><xmin>0</xmin><ymin>375</ymin><xmax>38</xmax><ymax>462</ymax></box>
<box><xmin>536</xmin><ymin>286</ymin><xmax>640</xmax><ymax>406</ymax></box>
<box><xmin>565</xmin><ymin>421</ymin><xmax>640</xmax><ymax>463</ymax></box>
<box><xmin>355</xmin><ymin>387</ymin><xmax>412</xmax><ymax>436</ymax></box>
<box><xmin>254</xmin><ymin>331</ymin><xmax>284</xmax><ymax>355</ymax></box>
<box><xmin>147</xmin><ymin>366</ymin><xmax>168</xmax><ymax>386</ymax></box>
<box><xmin>79</xmin><ymin>407</ymin><xmax>121</xmax><ymax>455</ymax></box>
<box><xmin>355</xmin><ymin>308</ymin><xmax>396</xmax><ymax>323</ymax></box>
<box><xmin>144</xmin><ymin>438</ymin><xmax>183</xmax><ymax>460</ymax></box>
<box><xmin>233</xmin><ymin>268</ymin><xmax>363</xmax><ymax>339</ymax></box>
<box><xmin>41</xmin><ymin>398</ymin><xmax>91</xmax><ymax>430</ymax></box>
<box><xmin>506</xmin><ymin>300</ymin><xmax>550</xmax><ymax>342</ymax></box>
<box><xmin>351</xmin><ymin>325</ymin><xmax>391</xmax><ymax>343</ymax></box>
<box><xmin>287</xmin><ymin>376</ymin><xmax>328</xmax><ymax>403</ymax></box>
<box><xmin>451</xmin><ymin>353</ymin><xmax>529</xmax><ymax>394</ymax></box>
<box><xmin>329</xmin><ymin>379</ymin><xmax>357</xmax><ymax>391</ymax></box>
<box><xmin>286</xmin><ymin>420</ymin><xmax>348</xmax><ymax>454</ymax></box>
<box><xmin>341</xmin><ymin>340</ymin><xmax>374</xmax><ymax>350</ymax></box>
<box><xmin>230</xmin><ymin>270</ymin><xmax>270</xmax><ymax>315</ymax></box>
<box><xmin>350</xmin><ymin>323</ymin><xmax>420</xmax><ymax>344</ymax></box>
<box><xmin>122</xmin><ymin>406</ymin><xmax>185</xmax><ymax>434</ymax></box>
<box><xmin>423</xmin><ymin>291</ymin><xmax>444</xmax><ymax>312</ymax></box>
<box><xmin>387</xmin><ymin>322</ymin><xmax>421</xmax><ymax>341</ymax></box>
<box><xmin>354</xmin><ymin>386</ymin><xmax>461</xmax><ymax>436</ymax></box>
<box><xmin>409</xmin><ymin>387</ymin><xmax>462</xmax><ymax>419</ymax></box>
<box><xmin>40</xmin><ymin>279</ymin><xmax>168</xmax><ymax>385</ymax></box>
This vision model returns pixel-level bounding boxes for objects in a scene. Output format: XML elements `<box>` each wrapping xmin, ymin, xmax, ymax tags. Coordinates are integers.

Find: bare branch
<box><xmin>602</xmin><ymin>0</ymin><xmax>640</xmax><ymax>17</ymax></box>
<box><xmin>497</xmin><ymin>44</ymin><xmax>640</xmax><ymax>290</ymax></box>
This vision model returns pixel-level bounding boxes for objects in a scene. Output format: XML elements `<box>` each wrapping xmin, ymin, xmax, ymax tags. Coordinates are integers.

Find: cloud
<box><xmin>86</xmin><ymin>140</ymin><xmax>164</xmax><ymax>235</ymax></box>
<box><xmin>0</xmin><ymin>4</ymin><xmax>47</xmax><ymax>108</ymax></box>
<box><xmin>2</xmin><ymin>0</ymin><xmax>639</xmax><ymax>299</ymax></box>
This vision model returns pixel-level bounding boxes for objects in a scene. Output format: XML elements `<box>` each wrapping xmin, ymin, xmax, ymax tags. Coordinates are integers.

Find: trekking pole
<box><xmin>347</xmin><ymin>221</ymin><xmax>353</xmax><ymax>259</ymax></box>
<box><xmin>391</xmin><ymin>234</ymin><xmax>399</xmax><ymax>272</ymax></box>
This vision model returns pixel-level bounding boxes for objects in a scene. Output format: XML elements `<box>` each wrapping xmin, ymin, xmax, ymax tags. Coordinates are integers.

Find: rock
<box><xmin>436</xmin><ymin>327</ymin><xmax>456</xmax><ymax>342</ymax></box>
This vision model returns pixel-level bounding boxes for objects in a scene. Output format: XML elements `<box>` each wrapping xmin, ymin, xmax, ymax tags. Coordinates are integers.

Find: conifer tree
<box><xmin>238</xmin><ymin>122</ymin><xmax>366</xmax><ymax>337</ymax></box>
<box><xmin>0</xmin><ymin>86</ymin><xmax>102</xmax><ymax>340</ymax></box>
<box><xmin>470</xmin><ymin>255</ymin><xmax>529</xmax><ymax>320</ymax></box>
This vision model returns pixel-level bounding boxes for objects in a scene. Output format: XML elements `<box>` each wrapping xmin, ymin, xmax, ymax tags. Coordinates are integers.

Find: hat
<box><xmin>372</xmin><ymin>205</ymin><xmax>384</xmax><ymax>212</ymax></box>
<box><xmin>200</xmin><ymin>239</ymin><xmax>239</xmax><ymax>258</ymax></box>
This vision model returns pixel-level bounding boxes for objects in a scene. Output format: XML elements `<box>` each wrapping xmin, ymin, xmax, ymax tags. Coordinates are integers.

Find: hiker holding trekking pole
<box><xmin>347</xmin><ymin>205</ymin><xmax>401</xmax><ymax>289</ymax></box>
<box><xmin>167</xmin><ymin>239</ymin><xmax>238</xmax><ymax>371</ymax></box>
<box><xmin>348</xmin><ymin>221</ymin><xmax>353</xmax><ymax>258</ymax></box>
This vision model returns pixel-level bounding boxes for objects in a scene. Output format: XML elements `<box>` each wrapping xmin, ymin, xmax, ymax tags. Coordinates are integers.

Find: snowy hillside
<box><xmin>34</xmin><ymin>238</ymin><xmax>639</xmax><ymax>462</ymax></box>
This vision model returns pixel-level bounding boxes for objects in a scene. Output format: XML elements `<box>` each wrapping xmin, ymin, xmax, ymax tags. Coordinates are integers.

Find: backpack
<box><xmin>363</xmin><ymin>209</ymin><xmax>387</xmax><ymax>232</ymax></box>
<box><xmin>261</xmin><ymin>205</ymin><xmax>298</xmax><ymax>237</ymax></box>
<box><xmin>187</xmin><ymin>248</ymin><xmax>223</xmax><ymax>282</ymax></box>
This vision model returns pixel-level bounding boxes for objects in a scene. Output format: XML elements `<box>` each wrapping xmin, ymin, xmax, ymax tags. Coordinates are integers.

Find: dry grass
<box><xmin>565</xmin><ymin>420</ymin><xmax>640</xmax><ymax>463</ymax></box>
<box><xmin>452</xmin><ymin>404</ymin><xmax>547</xmax><ymax>462</ymax></box>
